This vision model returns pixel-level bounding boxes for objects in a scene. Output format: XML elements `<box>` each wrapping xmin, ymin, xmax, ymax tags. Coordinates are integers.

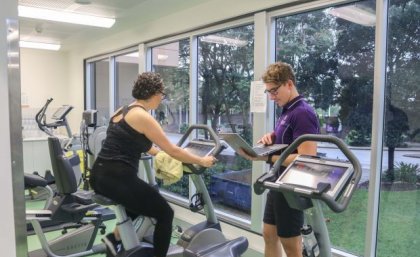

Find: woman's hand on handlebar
<box><xmin>200</xmin><ymin>156</ymin><xmax>217</xmax><ymax>168</ymax></box>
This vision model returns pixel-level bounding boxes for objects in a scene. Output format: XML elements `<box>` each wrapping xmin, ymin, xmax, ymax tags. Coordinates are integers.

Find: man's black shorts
<box><xmin>263</xmin><ymin>190</ymin><xmax>303</xmax><ymax>238</ymax></box>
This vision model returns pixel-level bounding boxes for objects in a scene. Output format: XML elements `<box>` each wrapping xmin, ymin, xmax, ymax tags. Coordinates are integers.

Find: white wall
<box><xmin>21</xmin><ymin>48</ymin><xmax>70</xmax><ymax>109</ymax></box>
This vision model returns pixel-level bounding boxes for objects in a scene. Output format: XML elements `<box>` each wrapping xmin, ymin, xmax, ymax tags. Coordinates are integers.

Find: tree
<box><xmin>153</xmin><ymin>39</ymin><xmax>190</xmax><ymax>133</ymax></box>
<box><xmin>198</xmin><ymin>25</ymin><xmax>254</xmax><ymax>142</ymax></box>
<box><xmin>276</xmin><ymin>12</ymin><xmax>339</xmax><ymax>110</ymax></box>
<box><xmin>383</xmin><ymin>0</ymin><xmax>419</xmax><ymax>179</ymax></box>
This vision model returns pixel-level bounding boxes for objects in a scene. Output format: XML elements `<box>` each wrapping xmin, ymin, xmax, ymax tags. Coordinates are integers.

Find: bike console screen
<box><xmin>276</xmin><ymin>156</ymin><xmax>354</xmax><ymax>199</ymax></box>
<box><xmin>183</xmin><ymin>140</ymin><xmax>215</xmax><ymax>157</ymax></box>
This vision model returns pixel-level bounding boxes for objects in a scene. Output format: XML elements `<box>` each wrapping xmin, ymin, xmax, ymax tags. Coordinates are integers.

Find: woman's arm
<box><xmin>127</xmin><ymin>109</ymin><xmax>214</xmax><ymax>167</ymax></box>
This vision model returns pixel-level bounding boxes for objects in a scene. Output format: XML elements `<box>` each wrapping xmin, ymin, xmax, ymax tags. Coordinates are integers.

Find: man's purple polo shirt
<box><xmin>273</xmin><ymin>95</ymin><xmax>320</xmax><ymax>145</ymax></box>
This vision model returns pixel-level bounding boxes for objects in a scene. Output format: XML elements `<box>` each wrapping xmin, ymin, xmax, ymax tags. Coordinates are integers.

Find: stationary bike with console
<box><xmin>254</xmin><ymin>134</ymin><xmax>362</xmax><ymax>257</ymax></box>
<box><xmin>26</xmin><ymin>136</ymin><xmax>110</xmax><ymax>257</ymax></box>
<box><xmin>93</xmin><ymin>124</ymin><xmax>249</xmax><ymax>257</ymax></box>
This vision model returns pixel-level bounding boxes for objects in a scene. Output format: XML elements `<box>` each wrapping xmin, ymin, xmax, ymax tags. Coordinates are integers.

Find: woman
<box><xmin>90</xmin><ymin>72</ymin><xmax>216</xmax><ymax>257</ymax></box>
<box><xmin>239</xmin><ymin>62</ymin><xmax>319</xmax><ymax>257</ymax></box>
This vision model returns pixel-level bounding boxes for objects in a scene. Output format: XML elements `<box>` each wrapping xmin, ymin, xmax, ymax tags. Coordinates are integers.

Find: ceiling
<box><xmin>18</xmin><ymin>0</ymin><xmax>300</xmax><ymax>51</ymax></box>
<box><xmin>19</xmin><ymin>0</ymin><xmax>142</xmax><ymax>45</ymax></box>
<box><xmin>18</xmin><ymin>0</ymin><xmax>217</xmax><ymax>51</ymax></box>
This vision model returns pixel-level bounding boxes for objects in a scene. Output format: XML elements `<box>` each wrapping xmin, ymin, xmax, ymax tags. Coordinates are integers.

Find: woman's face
<box><xmin>265</xmin><ymin>81</ymin><xmax>291</xmax><ymax>107</ymax></box>
<box><xmin>150</xmin><ymin>90</ymin><xmax>166</xmax><ymax>109</ymax></box>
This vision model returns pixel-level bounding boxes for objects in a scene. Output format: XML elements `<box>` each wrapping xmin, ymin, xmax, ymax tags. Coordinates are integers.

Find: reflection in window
<box><xmin>275</xmin><ymin>1</ymin><xmax>375</xmax><ymax>255</ymax></box>
<box><xmin>94</xmin><ymin>59</ymin><xmax>110</xmax><ymax>126</ymax></box>
<box><xmin>116</xmin><ymin>52</ymin><xmax>139</xmax><ymax>107</ymax></box>
<box><xmin>378</xmin><ymin>1</ymin><xmax>419</xmax><ymax>257</ymax></box>
<box><xmin>151</xmin><ymin>40</ymin><xmax>190</xmax><ymax>199</ymax></box>
<box><xmin>198</xmin><ymin>25</ymin><xmax>254</xmax><ymax>220</ymax></box>
<box><xmin>152</xmin><ymin>40</ymin><xmax>190</xmax><ymax>137</ymax></box>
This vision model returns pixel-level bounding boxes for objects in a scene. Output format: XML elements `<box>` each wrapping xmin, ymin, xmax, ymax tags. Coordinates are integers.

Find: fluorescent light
<box><xmin>157</xmin><ymin>54</ymin><xmax>169</xmax><ymax>60</ymax></box>
<box><xmin>125</xmin><ymin>52</ymin><xmax>139</xmax><ymax>58</ymax></box>
<box><xmin>18</xmin><ymin>5</ymin><xmax>115</xmax><ymax>28</ymax></box>
<box><xmin>20</xmin><ymin>41</ymin><xmax>61</xmax><ymax>51</ymax></box>
<box><xmin>201</xmin><ymin>35</ymin><xmax>248</xmax><ymax>47</ymax></box>
<box><xmin>327</xmin><ymin>6</ymin><xmax>376</xmax><ymax>27</ymax></box>
<box><xmin>8</xmin><ymin>52</ymin><xmax>19</xmax><ymax>57</ymax></box>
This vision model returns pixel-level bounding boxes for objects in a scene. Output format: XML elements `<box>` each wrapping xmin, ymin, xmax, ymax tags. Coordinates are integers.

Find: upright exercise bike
<box><xmin>254</xmin><ymin>134</ymin><xmax>362</xmax><ymax>257</ymax></box>
<box><xmin>93</xmin><ymin>124</ymin><xmax>249</xmax><ymax>257</ymax></box>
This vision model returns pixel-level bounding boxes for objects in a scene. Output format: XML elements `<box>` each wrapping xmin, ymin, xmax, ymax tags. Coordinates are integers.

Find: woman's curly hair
<box><xmin>132</xmin><ymin>72</ymin><xmax>164</xmax><ymax>100</ymax></box>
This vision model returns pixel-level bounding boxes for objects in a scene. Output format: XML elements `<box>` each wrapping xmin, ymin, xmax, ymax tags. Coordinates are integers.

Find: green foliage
<box><xmin>198</xmin><ymin>25</ymin><xmax>254</xmax><ymax>132</ymax></box>
<box><xmin>384</xmin><ymin>103</ymin><xmax>410</xmax><ymax>148</ymax></box>
<box><xmin>345</xmin><ymin>129</ymin><xmax>371</xmax><ymax>146</ymax></box>
<box><xmin>393</xmin><ymin>162</ymin><xmax>419</xmax><ymax>183</ymax></box>
<box><xmin>157</xmin><ymin>175</ymin><xmax>189</xmax><ymax>198</ymax></box>
<box><xmin>179</xmin><ymin>123</ymin><xmax>189</xmax><ymax>134</ymax></box>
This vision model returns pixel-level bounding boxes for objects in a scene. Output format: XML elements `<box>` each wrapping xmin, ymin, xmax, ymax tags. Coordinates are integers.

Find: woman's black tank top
<box><xmin>98</xmin><ymin>105</ymin><xmax>152</xmax><ymax>169</ymax></box>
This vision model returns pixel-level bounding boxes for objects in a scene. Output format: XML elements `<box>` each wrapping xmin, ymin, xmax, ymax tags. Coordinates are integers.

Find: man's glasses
<box><xmin>264</xmin><ymin>86</ymin><xmax>281</xmax><ymax>95</ymax></box>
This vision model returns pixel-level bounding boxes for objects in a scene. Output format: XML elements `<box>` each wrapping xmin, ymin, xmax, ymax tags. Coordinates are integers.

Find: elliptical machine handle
<box><xmin>176</xmin><ymin>124</ymin><xmax>223</xmax><ymax>174</ymax></box>
<box><xmin>35</xmin><ymin>98</ymin><xmax>54</xmax><ymax>136</ymax></box>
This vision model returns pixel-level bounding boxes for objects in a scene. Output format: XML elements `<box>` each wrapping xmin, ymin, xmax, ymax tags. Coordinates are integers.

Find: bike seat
<box><xmin>91</xmin><ymin>193</ymin><xmax>117</xmax><ymax>206</ymax></box>
<box><xmin>24</xmin><ymin>173</ymin><xmax>48</xmax><ymax>188</ymax></box>
<box><xmin>185</xmin><ymin>236</ymin><xmax>248</xmax><ymax>257</ymax></box>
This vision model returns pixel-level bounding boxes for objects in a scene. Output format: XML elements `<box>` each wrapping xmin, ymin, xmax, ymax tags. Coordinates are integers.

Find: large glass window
<box><xmin>378</xmin><ymin>1</ymin><xmax>419</xmax><ymax>257</ymax></box>
<box><xmin>151</xmin><ymin>40</ymin><xmax>190</xmax><ymax>199</ymax></box>
<box><xmin>197</xmin><ymin>25</ymin><xmax>254</xmax><ymax>220</ymax></box>
<box><xmin>115</xmin><ymin>52</ymin><xmax>139</xmax><ymax>108</ymax></box>
<box><xmin>275</xmin><ymin>1</ymin><xmax>375</xmax><ymax>255</ymax></box>
<box><xmin>93</xmin><ymin>58</ymin><xmax>110</xmax><ymax>126</ymax></box>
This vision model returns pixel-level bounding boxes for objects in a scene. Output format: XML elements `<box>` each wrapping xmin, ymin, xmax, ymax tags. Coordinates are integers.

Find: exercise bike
<box><xmin>254</xmin><ymin>134</ymin><xmax>362</xmax><ymax>257</ymax></box>
<box><xmin>26</xmin><ymin>136</ymin><xmax>113</xmax><ymax>257</ymax></box>
<box><xmin>93</xmin><ymin>124</ymin><xmax>249</xmax><ymax>257</ymax></box>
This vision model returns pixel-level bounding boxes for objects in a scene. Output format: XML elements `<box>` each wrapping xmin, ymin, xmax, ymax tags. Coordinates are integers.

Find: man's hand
<box><xmin>257</xmin><ymin>132</ymin><xmax>274</xmax><ymax>145</ymax></box>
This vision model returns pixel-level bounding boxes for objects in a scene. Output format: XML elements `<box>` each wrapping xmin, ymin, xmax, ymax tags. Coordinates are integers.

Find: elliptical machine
<box><xmin>254</xmin><ymin>134</ymin><xmax>362</xmax><ymax>257</ymax></box>
<box><xmin>92</xmin><ymin>124</ymin><xmax>249</xmax><ymax>257</ymax></box>
<box><xmin>35</xmin><ymin>98</ymin><xmax>80</xmax><ymax>152</ymax></box>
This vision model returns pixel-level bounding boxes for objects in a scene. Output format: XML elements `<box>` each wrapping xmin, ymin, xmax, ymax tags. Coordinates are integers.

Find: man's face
<box><xmin>265</xmin><ymin>81</ymin><xmax>291</xmax><ymax>107</ymax></box>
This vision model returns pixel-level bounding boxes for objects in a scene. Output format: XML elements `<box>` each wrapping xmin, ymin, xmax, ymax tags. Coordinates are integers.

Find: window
<box><xmin>274</xmin><ymin>1</ymin><xmax>375</xmax><ymax>254</ymax></box>
<box><xmin>378</xmin><ymin>1</ymin><xmax>419</xmax><ymax>257</ymax></box>
<box><xmin>197</xmin><ymin>25</ymin><xmax>254</xmax><ymax>220</ymax></box>
<box><xmin>93</xmin><ymin>58</ymin><xmax>110</xmax><ymax>126</ymax></box>
<box><xmin>115</xmin><ymin>52</ymin><xmax>139</xmax><ymax>108</ymax></box>
<box><xmin>151</xmin><ymin>40</ymin><xmax>190</xmax><ymax>199</ymax></box>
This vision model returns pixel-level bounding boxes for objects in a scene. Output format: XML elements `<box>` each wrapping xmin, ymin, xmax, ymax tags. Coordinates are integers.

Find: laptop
<box><xmin>219</xmin><ymin>133</ymin><xmax>288</xmax><ymax>157</ymax></box>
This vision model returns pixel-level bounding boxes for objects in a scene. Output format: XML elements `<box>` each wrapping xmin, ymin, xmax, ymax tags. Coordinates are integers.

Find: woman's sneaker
<box><xmin>102</xmin><ymin>233</ymin><xmax>123</xmax><ymax>256</ymax></box>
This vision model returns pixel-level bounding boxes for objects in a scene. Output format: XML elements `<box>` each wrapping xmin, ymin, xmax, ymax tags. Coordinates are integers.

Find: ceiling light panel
<box><xmin>18</xmin><ymin>6</ymin><xmax>115</xmax><ymax>28</ymax></box>
<box><xmin>20</xmin><ymin>40</ymin><xmax>61</xmax><ymax>51</ymax></box>
<box><xmin>18</xmin><ymin>0</ymin><xmax>145</xmax><ymax>17</ymax></box>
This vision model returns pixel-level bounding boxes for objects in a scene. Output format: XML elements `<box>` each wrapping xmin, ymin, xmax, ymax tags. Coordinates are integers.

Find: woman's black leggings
<box><xmin>90</xmin><ymin>158</ymin><xmax>174</xmax><ymax>257</ymax></box>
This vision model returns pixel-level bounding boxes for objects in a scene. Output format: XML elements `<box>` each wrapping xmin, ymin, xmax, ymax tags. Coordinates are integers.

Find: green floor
<box><xmin>26</xmin><ymin>197</ymin><xmax>262</xmax><ymax>257</ymax></box>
